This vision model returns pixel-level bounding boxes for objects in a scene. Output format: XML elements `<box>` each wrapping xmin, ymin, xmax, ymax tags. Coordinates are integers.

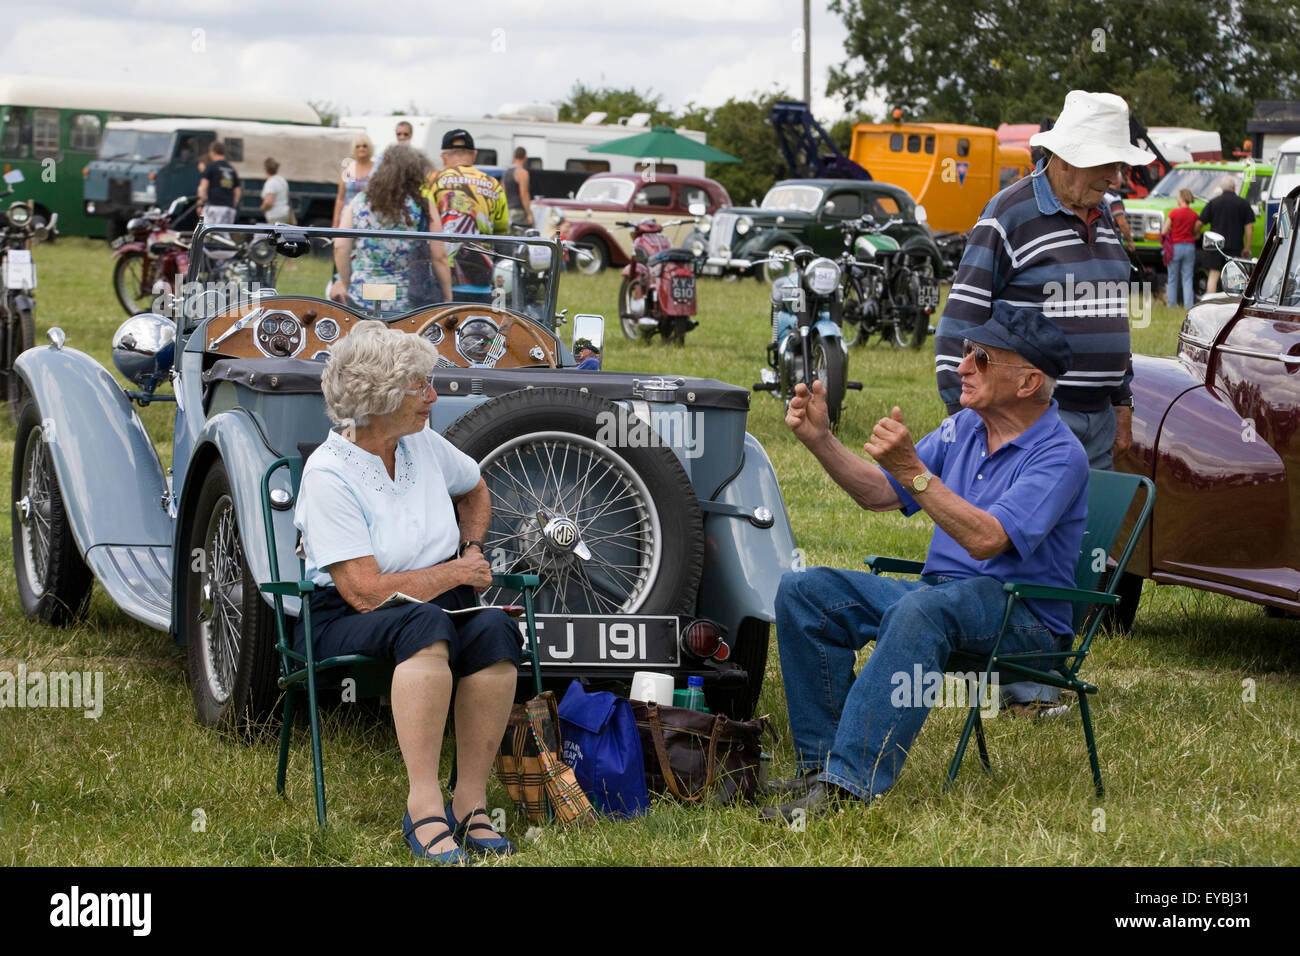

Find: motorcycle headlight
<box><xmin>803</xmin><ymin>257</ymin><xmax>840</xmax><ymax>296</ymax></box>
<box><xmin>690</xmin><ymin>239</ymin><xmax>705</xmax><ymax>257</ymax></box>
<box><xmin>736</xmin><ymin>215</ymin><xmax>753</xmax><ymax>236</ymax></box>
<box><xmin>7</xmin><ymin>203</ymin><xmax>31</xmax><ymax>227</ymax></box>
<box><xmin>698</xmin><ymin>218</ymin><xmax>712</xmax><ymax>235</ymax></box>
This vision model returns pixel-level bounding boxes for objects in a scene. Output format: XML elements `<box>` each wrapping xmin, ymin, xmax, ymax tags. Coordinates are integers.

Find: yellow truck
<box><xmin>849</xmin><ymin>120</ymin><xmax>1031</xmax><ymax>233</ymax></box>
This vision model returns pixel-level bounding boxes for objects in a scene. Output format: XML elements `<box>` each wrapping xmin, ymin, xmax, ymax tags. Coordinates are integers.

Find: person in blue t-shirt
<box><xmin>761</xmin><ymin>302</ymin><xmax>1089</xmax><ymax>822</ymax></box>
<box><xmin>573</xmin><ymin>338</ymin><xmax>601</xmax><ymax>370</ymax></box>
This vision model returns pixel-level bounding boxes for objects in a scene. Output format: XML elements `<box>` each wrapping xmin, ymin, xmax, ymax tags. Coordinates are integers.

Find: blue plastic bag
<box><xmin>558</xmin><ymin>680</ymin><xmax>649</xmax><ymax>818</ymax></box>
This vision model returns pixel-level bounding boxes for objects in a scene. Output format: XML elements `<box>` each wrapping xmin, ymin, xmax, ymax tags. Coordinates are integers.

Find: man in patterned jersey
<box><xmin>933</xmin><ymin>91</ymin><xmax>1154</xmax><ymax>714</ymax></box>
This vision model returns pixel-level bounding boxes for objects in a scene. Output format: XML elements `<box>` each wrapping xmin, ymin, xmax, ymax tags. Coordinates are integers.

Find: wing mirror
<box><xmin>1221</xmin><ymin>260</ymin><xmax>1250</xmax><ymax>294</ymax></box>
<box><xmin>112</xmin><ymin>313</ymin><xmax>176</xmax><ymax>393</ymax></box>
<box><xmin>688</xmin><ymin>201</ymin><xmax>706</xmax><ymax>217</ymax></box>
<box><xmin>914</xmin><ymin>204</ymin><xmax>928</xmax><ymax>225</ymax></box>
<box><xmin>1202</xmin><ymin>230</ymin><xmax>1225</xmax><ymax>250</ymax></box>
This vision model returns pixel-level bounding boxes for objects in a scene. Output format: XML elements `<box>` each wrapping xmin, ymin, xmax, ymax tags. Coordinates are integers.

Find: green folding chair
<box><xmin>258</xmin><ymin>455</ymin><xmax>546</xmax><ymax>826</ymax></box>
<box><xmin>864</xmin><ymin>469</ymin><xmax>1154</xmax><ymax>799</ymax></box>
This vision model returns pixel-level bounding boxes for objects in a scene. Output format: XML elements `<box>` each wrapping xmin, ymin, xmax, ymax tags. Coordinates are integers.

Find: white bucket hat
<box><xmin>1030</xmin><ymin>91</ymin><xmax>1155</xmax><ymax>167</ymax></box>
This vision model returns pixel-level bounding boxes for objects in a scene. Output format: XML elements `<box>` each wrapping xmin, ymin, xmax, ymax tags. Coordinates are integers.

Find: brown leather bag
<box><xmin>631</xmin><ymin>701</ymin><xmax>770</xmax><ymax>804</ymax></box>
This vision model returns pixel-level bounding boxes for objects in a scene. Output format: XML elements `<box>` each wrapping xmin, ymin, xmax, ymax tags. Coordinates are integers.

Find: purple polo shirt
<box><xmin>882</xmin><ymin>401</ymin><xmax>1089</xmax><ymax>636</ymax></box>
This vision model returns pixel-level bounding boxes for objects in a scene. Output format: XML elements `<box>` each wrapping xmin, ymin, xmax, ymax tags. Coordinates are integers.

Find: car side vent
<box><xmin>471</xmin><ymin>378</ymin><xmax>484</xmax><ymax>395</ymax></box>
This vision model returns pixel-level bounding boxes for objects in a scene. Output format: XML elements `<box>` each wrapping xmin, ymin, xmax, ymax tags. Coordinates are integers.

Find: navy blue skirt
<box><xmin>295</xmin><ymin>584</ymin><xmax>522</xmax><ymax>676</ymax></box>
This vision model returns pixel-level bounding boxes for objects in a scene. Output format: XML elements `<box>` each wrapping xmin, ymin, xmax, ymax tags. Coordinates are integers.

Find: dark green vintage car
<box><xmin>687</xmin><ymin>178</ymin><xmax>944</xmax><ymax>281</ymax></box>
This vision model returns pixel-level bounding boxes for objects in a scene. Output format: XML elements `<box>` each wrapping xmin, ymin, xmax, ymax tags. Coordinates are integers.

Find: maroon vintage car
<box><xmin>533</xmin><ymin>172</ymin><xmax>731</xmax><ymax>272</ymax></box>
<box><xmin>1116</xmin><ymin>184</ymin><xmax>1300</xmax><ymax>617</ymax></box>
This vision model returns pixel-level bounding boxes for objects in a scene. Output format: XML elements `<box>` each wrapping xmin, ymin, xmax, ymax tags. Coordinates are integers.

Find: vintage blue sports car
<box><xmin>11</xmin><ymin>224</ymin><xmax>795</xmax><ymax>727</ymax></box>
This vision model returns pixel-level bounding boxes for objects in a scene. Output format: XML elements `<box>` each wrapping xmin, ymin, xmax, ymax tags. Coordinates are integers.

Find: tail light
<box><xmin>680</xmin><ymin>619</ymin><xmax>730</xmax><ymax>662</ymax></box>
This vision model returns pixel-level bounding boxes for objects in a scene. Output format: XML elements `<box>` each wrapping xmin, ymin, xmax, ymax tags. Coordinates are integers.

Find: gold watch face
<box><xmin>911</xmin><ymin>472</ymin><xmax>931</xmax><ymax>493</ymax></box>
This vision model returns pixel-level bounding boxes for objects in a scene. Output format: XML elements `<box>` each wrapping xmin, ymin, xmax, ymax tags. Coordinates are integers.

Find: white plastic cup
<box><xmin>629</xmin><ymin>671</ymin><xmax>674</xmax><ymax>706</ymax></box>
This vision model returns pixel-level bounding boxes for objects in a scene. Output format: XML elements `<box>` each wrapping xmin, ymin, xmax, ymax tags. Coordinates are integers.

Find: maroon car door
<box><xmin>1151</xmin><ymin>199</ymin><xmax>1300</xmax><ymax>603</ymax></box>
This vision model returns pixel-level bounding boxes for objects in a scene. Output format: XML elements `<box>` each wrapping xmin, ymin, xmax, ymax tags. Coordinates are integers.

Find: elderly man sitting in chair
<box><xmin>762</xmin><ymin>302</ymin><xmax>1089</xmax><ymax>821</ymax></box>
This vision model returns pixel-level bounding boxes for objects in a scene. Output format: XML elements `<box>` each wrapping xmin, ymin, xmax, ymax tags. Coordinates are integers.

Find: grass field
<box><xmin>1</xmin><ymin>237</ymin><xmax>1298</xmax><ymax>866</ymax></box>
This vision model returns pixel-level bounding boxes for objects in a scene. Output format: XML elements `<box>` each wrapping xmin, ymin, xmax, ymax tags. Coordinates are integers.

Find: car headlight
<box><xmin>698</xmin><ymin>218</ymin><xmax>712</xmax><ymax>235</ymax></box>
<box><xmin>736</xmin><ymin>215</ymin><xmax>753</xmax><ymax>236</ymax></box>
<box><xmin>690</xmin><ymin>239</ymin><xmax>705</xmax><ymax>257</ymax></box>
<box><xmin>7</xmin><ymin>203</ymin><xmax>31</xmax><ymax>226</ymax></box>
<box><xmin>1146</xmin><ymin>212</ymin><xmax>1163</xmax><ymax>235</ymax></box>
<box><xmin>548</xmin><ymin>209</ymin><xmax>564</xmax><ymax>228</ymax></box>
<box><xmin>803</xmin><ymin>257</ymin><xmax>840</xmax><ymax>296</ymax></box>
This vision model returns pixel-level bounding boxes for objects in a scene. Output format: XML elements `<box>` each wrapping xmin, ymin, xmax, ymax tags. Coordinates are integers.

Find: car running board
<box><xmin>84</xmin><ymin>544</ymin><xmax>173</xmax><ymax>631</ymax></box>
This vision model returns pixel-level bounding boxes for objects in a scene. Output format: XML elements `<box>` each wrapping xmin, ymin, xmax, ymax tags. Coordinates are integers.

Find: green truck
<box><xmin>1125</xmin><ymin>160</ymin><xmax>1273</xmax><ymax>269</ymax></box>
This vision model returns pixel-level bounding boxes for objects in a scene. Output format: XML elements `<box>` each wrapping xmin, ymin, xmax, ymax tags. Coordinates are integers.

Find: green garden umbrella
<box><xmin>586</xmin><ymin>125</ymin><xmax>740</xmax><ymax>164</ymax></box>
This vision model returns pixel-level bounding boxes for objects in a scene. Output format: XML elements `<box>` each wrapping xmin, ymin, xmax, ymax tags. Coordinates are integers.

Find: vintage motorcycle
<box><xmin>616</xmin><ymin>218</ymin><xmax>700</xmax><ymax>344</ymax></box>
<box><xmin>1</xmin><ymin>169</ymin><xmax>57</xmax><ymax>413</ymax></box>
<box><xmin>835</xmin><ymin>215</ymin><xmax>941</xmax><ymax>350</ymax></box>
<box><xmin>753</xmin><ymin>247</ymin><xmax>862</xmax><ymax>428</ymax></box>
<box><xmin>112</xmin><ymin>196</ymin><xmax>196</xmax><ymax>316</ymax></box>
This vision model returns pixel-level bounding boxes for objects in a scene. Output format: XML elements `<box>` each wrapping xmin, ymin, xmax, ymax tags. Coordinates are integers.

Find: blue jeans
<box><xmin>775</xmin><ymin>568</ymin><xmax>1058</xmax><ymax>800</ymax></box>
<box><xmin>1167</xmin><ymin>241</ymin><xmax>1195</xmax><ymax>308</ymax></box>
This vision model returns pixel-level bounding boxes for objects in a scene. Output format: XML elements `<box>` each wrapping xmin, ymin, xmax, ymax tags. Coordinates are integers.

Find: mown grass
<box><xmin>1</xmin><ymin>238</ymin><xmax>1297</xmax><ymax>866</ymax></box>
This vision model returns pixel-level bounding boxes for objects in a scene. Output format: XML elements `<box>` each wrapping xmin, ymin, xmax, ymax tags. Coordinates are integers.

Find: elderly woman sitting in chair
<box><xmin>294</xmin><ymin>320</ymin><xmax>520</xmax><ymax>862</ymax></box>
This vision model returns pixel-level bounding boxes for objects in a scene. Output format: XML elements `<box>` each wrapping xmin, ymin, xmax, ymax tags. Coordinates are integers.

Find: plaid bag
<box><xmin>494</xmin><ymin>691</ymin><xmax>596</xmax><ymax>826</ymax></box>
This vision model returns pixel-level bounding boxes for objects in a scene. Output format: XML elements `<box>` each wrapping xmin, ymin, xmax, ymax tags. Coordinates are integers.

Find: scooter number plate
<box><xmin>670</xmin><ymin>275</ymin><xmax>695</xmax><ymax>302</ymax></box>
<box><xmin>918</xmin><ymin>281</ymin><xmax>940</xmax><ymax>310</ymax></box>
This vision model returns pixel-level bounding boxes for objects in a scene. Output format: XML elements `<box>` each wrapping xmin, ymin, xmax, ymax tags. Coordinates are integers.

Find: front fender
<box><xmin>172</xmin><ymin>408</ymin><xmax>290</xmax><ymax>638</ymax></box>
<box><xmin>743</xmin><ymin>230</ymin><xmax>801</xmax><ymax>256</ymax></box>
<box><xmin>15</xmin><ymin>344</ymin><xmax>171</xmax><ymax>556</ymax></box>
<box><xmin>812</xmin><ymin>317</ymin><xmax>843</xmax><ymax>343</ymax></box>
<box><xmin>563</xmin><ymin>221</ymin><xmax>628</xmax><ymax>265</ymax></box>
<box><xmin>696</xmin><ymin>433</ymin><xmax>797</xmax><ymax>636</ymax></box>
<box><xmin>111</xmin><ymin>240</ymin><xmax>145</xmax><ymax>258</ymax></box>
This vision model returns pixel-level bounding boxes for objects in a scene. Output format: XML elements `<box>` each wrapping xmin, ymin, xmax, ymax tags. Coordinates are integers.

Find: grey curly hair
<box><xmin>321</xmin><ymin>320</ymin><xmax>439</xmax><ymax>427</ymax></box>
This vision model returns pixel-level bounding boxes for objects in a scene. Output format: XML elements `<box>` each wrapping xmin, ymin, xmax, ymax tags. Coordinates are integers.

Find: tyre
<box><xmin>840</xmin><ymin>275</ymin><xmax>868</xmax><ymax>347</ymax></box>
<box><xmin>761</xmin><ymin>242</ymin><xmax>794</xmax><ymax>283</ymax></box>
<box><xmin>0</xmin><ymin>304</ymin><xmax>34</xmax><ymax>415</ymax></box>
<box><xmin>183</xmin><ymin>460</ymin><xmax>281</xmax><ymax>733</ymax></box>
<box><xmin>618</xmin><ymin>274</ymin><xmax>647</xmax><ymax>340</ymax></box>
<box><xmin>113</xmin><ymin>251</ymin><xmax>157</xmax><ymax>316</ymax></box>
<box><xmin>1105</xmin><ymin>571</ymin><xmax>1144</xmax><ymax>634</ymax></box>
<box><xmin>443</xmin><ymin>388</ymin><xmax>705</xmax><ymax>615</ymax></box>
<box><xmin>811</xmin><ymin>334</ymin><xmax>846</xmax><ymax>428</ymax></box>
<box><xmin>12</xmin><ymin>401</ymin><xmax>93</xmax><ymax>626</ymax></box>
<box><xmin>574</xmin><ymin>237</ymin><xmax>608</xmax><ymax>275</ymax></box>
<box><xmin>705</xmin><ymin>618</ymin><xmax>770</xmax><ymax>720</ymax></box>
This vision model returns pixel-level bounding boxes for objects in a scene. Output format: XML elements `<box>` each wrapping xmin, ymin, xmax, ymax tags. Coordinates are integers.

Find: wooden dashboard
<box><xmin>201</xmin><ymin>296</ymin><xmax>559</xmax><ymax>369</ymax></box>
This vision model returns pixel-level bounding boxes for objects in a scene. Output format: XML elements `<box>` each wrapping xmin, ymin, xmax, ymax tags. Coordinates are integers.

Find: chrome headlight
<box><xmin>736</xmin><ymin>215</ymin><xmax>754</xmax><ymax>236</ymax></box>
<box><xmin>112</xmin><ymin>313</ymin><xmax>176</xmax><ymax>390</ymax></box>
<box><xmin>690</xmin><ymin>239</ymin><xmax>705</xmax><ymax>257</ymax></box>
<box><xmin>698</xmin><ymin>217</ymin><xmax>712</xmax><ymax>235</ymax></box>
<box><xmin>7</xmin><ymin>203</ymin><xmax>31</xmax><ymax>227</ymax></box>
<box><xmin>526</xmin><ymin>244</ymin><xmax>553</xmax><ymax>271</ymax></box>
<box><xmin>803</xmin><ymin>257</ymin><xmax>840</xmax><ymax>296</ymax></box>
<box><xmin>547</xmin><ymin>208</ymin><xmax>564</xmax><ymax>228</ymax></box>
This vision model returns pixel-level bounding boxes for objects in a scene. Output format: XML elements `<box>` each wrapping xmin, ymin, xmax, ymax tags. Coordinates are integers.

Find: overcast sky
<box><xmin>5</xmin><ymin>0</ymin><xmax>873</xmax><ymax>125</ymax></box>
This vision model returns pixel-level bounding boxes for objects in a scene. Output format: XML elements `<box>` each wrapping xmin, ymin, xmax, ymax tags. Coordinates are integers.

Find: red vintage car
<box><xmin>1116</xmin><ymin>184</ymin><xmax>1300</xmax><ymax>617</ymax></box>
<box><xmin>532</xmin><ymin>172</ymin><xmax>731</xmax><ymax>272</ymax></box>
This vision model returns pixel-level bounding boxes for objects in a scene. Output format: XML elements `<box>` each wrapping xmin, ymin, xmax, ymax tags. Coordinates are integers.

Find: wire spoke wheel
<box><xmin>198</xmin><ymin>493</ymin><xmax>243</xmax><ymax>704</ymax></box>
<box><xmin>479</xmin><ymin>432</ymin><xmax>661</xmax><ymax>614</ymax></box>
<box><xmin>17</xmin><ymin>422</ymin><xmax>55</xmax><ymax>593</ymax></box>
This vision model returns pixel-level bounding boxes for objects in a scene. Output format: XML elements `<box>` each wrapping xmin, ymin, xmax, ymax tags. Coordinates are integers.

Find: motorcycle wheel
<box><xmin>840</xmin><ymin>275</ymin><xmax>868</xmax><ymax>347</ymax></box>
<box><xmin>183</xmin><ymin>460</ymin><xmax>281</xmax><ymax>734</ymax></box>
<box><xmin>443</xmin><ymin>388</ymin><xmax>705</xmax><ymax>616</ymax></box>
<box><xmin>12</xmin><ymin>400</ymin><xmax>94</xmax><ymax>626</ymax></box>
<box><xmin>1</xmin><ymin>304</ymin><xmax>34</xmax><ymax>417</ymax></box>
<box><xmin>705</xmin><ymin>618</ymin><xmax>770</xmax><ymax>721</ymax></box>
<box><xmin>890</xmin><ymin>260</ymin><xmax>934</xmax><ymax>350</ymax></box>
<box><xmin>113</xmin><ymin>251</ymin><xmax>158</xmax><ymax>316</ymax></box>
<box><xmin>811</xmin><ymin>334</ymin><xmax>846</xmax><ymax>429</ymax></box>
<box><xmin>575</xmin><ymin>237</ymin><xmax>608</xmax><ymax>276</ymax></box>
<box><xmin>618</xmin><ymin>275</ymin><xmax>646</xmax><ymax>340</ymax></box>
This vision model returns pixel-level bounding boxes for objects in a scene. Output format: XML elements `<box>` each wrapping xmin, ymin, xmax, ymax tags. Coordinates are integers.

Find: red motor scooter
<box><xmin>615</xmin><ymin>218</ymin><xmax>699</xmax><ymax>344</ymax></box>
<box><xmin>111</xmin><ymin>196</ymin><xmax>196</xmax><ymax>316</ymax></box>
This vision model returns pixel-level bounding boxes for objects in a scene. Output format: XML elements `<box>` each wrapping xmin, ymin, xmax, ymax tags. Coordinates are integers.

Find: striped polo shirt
<box><xmin>935</xmin><ymin>165</ymin><xmax>1134</xmax><ymax>413</ymax></box>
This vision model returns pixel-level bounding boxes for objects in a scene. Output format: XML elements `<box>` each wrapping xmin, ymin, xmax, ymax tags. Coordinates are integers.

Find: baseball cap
<box><xmin>964</xmin><ymin>301</ymin><xmax>1072</xmax><ymax>379</ymax></box>
<box><xmin>441</xmin><ymin>129</ymin><xmax>475</xmax><ymax>150</ymax></box>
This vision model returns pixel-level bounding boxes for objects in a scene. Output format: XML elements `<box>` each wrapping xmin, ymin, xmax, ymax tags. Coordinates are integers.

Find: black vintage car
<box><xmin>686</xmin><ymin>178</ymin><xmax>944</xmax><ymax>282</ymax></box>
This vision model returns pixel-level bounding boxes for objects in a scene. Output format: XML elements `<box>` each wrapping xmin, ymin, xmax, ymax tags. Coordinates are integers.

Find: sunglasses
<box><xmin>402</xmin><ymin>374</ymin><xmax>436</xmax><ymax>399</ymax></box>
<box><xmin>962</xmin><ymin>340</ymin><xmax>1032</xmax><ymax>373</ymax></box>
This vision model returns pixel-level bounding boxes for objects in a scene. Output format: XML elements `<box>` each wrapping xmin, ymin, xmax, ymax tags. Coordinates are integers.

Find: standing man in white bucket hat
<box><xmin>933</xmin><ymin>90</ymin><xmax>1154</xmax><ymax>715</ymax></box>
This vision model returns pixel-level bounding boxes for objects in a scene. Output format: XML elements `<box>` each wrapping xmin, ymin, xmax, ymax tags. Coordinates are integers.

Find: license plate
<box><xmin>110</xmin><ymin>235</ymin><xmax>128</xmax><ymax>250</ymax></box>
<box><xmin>670</xmin><ymin>275</ymin><xmax>695</xmax><ymax>302</ymax></box>
<box><xmin>918</xmin><ymin>281</ymin><xmax>940</xmax><ymax>310</ymax></box>
<box><xmin>700</xmin><ymin>265</ymin><xmax>721</xmax><ymax>276</ymax></box>
<box><xmin>519</xmin><ymin>614</ymin><xmax>680</xmax><ymax>667</ymax></box>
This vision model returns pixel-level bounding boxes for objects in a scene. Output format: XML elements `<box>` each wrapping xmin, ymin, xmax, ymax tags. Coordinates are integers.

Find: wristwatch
<box><xmin>911</xmin><ymin>470</ymin><xmax>935</xmax><ymax>494</ymax></box>
<box><xmin>458</xmin><ymin>540</ymin><xmax>484</xmax><ymax>557</ymax></box>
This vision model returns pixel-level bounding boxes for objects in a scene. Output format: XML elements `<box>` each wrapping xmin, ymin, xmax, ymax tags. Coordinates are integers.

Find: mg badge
<box><xmin>547</xmin><ymin>517</ymin><xmax>579</xmax><ymax>550</ymax></box>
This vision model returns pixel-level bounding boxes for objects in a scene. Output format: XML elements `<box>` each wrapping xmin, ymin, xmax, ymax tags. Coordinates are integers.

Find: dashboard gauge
<box><xmin>456</xmin><ymin>316</ymin><xmax>499</xmax><ymax>365</ymax></box>
<box><xmin>278</xmin><ymin>317</ymin><xmax>297</xmax><ymax>335</ymax></box>
<box><xmin>314</xmin><ymin>317</ymin><xmax>339</xmax><ymax>343</ymax></box>
<box><xmin>261</xmin><ymin>317</ymin><xmax>280</xmax><ymax>334</ymax></box>
<box><xmin>422</xmin><ymin>323</ymin><xmax>445</xmax><ymax>346</ymax></box>
<box><xmin>255</xmin><ymin>310</ymin><xmax>304</xmax><ymax>358</ymax></box>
